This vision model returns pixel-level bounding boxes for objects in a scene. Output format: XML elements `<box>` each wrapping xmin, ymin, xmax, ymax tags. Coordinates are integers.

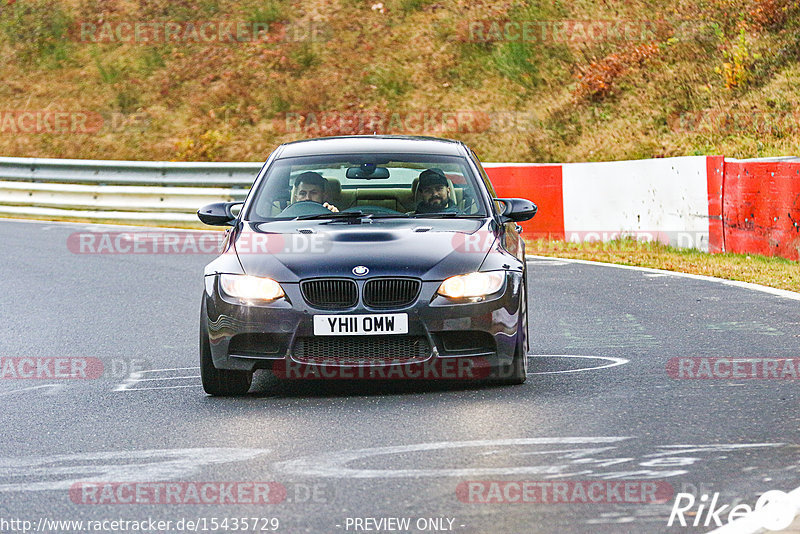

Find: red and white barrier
<box><xmin>561</xmin><ymin>157</ymin><xmax>711</xmax><ymax>250</ymax></box>
<box><xmin>722</xmin><ymin>158</ymin><xmax>800</xmax><ymax>260</ymax></box>
<box><xmin>1</xmin><ymin>154</ymin><xmax>796</xmax><ymax>260</ymax></box>
<box><xmin>485</xmin><ymin>155</ymin><xmax>800</xmax><ymax>261</ymax></box>
<box><xmin>482</xmin><ymin>163</ymin><xmax>564</xmax><ymax>240</ymax></box>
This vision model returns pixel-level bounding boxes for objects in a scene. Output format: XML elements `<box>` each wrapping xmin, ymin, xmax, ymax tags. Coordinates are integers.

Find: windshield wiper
<box><xmin>294</xmin><ymin>211</ymin><xmax>371</xmax><ymax>221</ymax></box>
<box><xmin>411</xmin><ymin>212</ymin><xmax>482</xmax><ymax>218</ymax></box>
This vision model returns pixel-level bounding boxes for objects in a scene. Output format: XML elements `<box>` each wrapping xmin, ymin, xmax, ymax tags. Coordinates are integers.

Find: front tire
<box><xmin>200</xmin><ymin>299</ymin><xmax>252</xmax><ymax>396</ymax></box>
<box><xmin>495</xmin><ymin>334</ymin><xmax>528</xmax><ymax>385</ymax></box>
<box><xmin>493</xmin><ymin>276</ymin><xmax>528</xmax><ymax>385</ymax></box>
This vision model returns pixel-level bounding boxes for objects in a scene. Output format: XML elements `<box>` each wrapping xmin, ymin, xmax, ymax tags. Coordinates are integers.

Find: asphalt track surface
<box><xmin>0</xmin><ymin>219</ymin><xmax>798</xmax><ymax>534</ymax></box>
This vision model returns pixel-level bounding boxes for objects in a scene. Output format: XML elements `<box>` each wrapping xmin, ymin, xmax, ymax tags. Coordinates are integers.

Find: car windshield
<box><xmin>244</xmin><ymin>153</ymin><xmax>488</xmax><ymax>221</ymax></box>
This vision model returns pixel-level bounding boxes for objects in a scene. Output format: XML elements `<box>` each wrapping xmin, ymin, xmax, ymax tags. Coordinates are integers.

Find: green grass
<box><xmin>246</xmin><ymin>0</ymin><xmax>286</xmax><ymax>25</ymax></box>
<box><xmin>0</xmin><ymin>0</ymin><xmax>799</xmax><ymax>162</ymax></box>
<box><xmin>0</xmin><ymin>0</ymin><xmax>73</xmax><ymax>67</ymax></box>
<box><xmin>526</xmin><ymin>237</ymin><xmax>799</xmax><ymax>292</ymax></box>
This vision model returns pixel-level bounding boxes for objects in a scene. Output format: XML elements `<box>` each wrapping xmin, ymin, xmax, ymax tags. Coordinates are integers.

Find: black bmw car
<box><xmin>197</xmin><ymin>136</ymin><xmax>537</xmax><ymax>395</ymax></box>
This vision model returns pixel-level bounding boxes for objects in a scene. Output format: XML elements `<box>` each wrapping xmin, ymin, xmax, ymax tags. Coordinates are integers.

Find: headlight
<box><xmin>219</xmin><ymin>274</ymin><xmax>284</xmax><ymax>302</ymax></box>
<box><xmin>437</xmin><ymin>272</ymin><xmax>505</xmax><ymax>299</ymax></box>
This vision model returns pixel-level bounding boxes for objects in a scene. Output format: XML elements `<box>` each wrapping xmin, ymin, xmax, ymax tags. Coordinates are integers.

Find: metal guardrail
<box><xmin>0</xmin><ymin>157</ymin><xmax>261</xmax><ymax>225</ymax></box>
<box><xmin>6</xmin><ymin>155</ymin><xmax>794</xmax><ymax>228</ymax></box>
<box><xmin>0</xmin><ymin>157</ymin><xmax>526</xmax><ymax>225</ymax></box>
<box><xmin>0</xmin><ymin>157</ymin><xmax>262</xmax><ymax>186</ymax></box>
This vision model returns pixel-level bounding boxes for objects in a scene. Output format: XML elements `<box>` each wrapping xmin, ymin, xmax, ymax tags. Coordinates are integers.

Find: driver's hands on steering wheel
<box><xmin>323</xmin><ymin>202</ymin><xmax>339</xmax><ymax>212</ymax></box>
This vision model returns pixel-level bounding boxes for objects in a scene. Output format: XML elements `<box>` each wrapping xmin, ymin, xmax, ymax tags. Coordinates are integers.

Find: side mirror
<box><xmin>197</xmin><ymin>201</ymin><xmax>243</xmax><ymax>226</ymax></box>
<box><xmin>494</xmin><ymin>198</ymin><xmax>538</xmax><ymax>222</ymax></box>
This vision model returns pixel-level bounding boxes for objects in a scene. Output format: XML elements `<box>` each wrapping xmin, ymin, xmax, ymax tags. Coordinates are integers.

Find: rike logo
<box><xmin>667</xmin><ymin>490</ymin><xmax>797</xmax><ymax>530</ymax></box>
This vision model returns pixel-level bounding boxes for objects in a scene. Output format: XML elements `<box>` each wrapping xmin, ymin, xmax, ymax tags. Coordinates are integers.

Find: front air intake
<box><xmin>300</xmin><ymin>279</ymin><xmax>358</xmax><ymax>309</ymax></box>
<box><xmin>363</xmin><ymin>278</ymin><xmax>421</xmax><ymax>308</ymax></box>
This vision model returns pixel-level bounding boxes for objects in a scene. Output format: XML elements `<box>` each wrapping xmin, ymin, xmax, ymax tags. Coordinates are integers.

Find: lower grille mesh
<box><xmin>293</xmin><ymin>335</ymin><xmax>431</xmax><ymax>365</ymax></box>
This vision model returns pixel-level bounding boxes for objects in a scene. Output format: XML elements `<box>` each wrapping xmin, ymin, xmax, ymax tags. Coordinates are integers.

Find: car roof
<box><xmin>275</xmin><ymin>135</ymin><xmax>467</xmax><ymax>158</ymax></box>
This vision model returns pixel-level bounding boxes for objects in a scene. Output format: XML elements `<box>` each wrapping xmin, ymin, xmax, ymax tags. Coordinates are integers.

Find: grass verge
<box><xmin>1</xmin><ymin>0</ymin><xmax>799</xmax><ymax>162</ymax></box>
<box><xmin>525</xmin><ymin>237</ymin><xmax>799</xmax><ymax>293</ymax></box>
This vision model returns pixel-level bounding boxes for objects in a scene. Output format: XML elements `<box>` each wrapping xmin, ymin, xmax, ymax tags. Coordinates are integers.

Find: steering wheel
<box><xmin>277</xmin><ymin>201</ymin><xmax>334</xmax><ymax>218</ymax></box>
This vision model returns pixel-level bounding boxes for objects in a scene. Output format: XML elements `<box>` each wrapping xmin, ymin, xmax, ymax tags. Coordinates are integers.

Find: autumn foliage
<box><xmin>573</xmin><ymin>43</ymin><xmax>661</xmax><ymax>101</ymax></box>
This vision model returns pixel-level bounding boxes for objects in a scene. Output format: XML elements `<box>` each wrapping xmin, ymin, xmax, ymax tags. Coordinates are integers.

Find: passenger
<box><xmin>293</xmin><ymin>171</ymin><xmax>338</xmax><ymax>212</ymax></box>
<box><xmin>414</xmin><ymin>169</ymin><xmax>457</xmax><ymax>214</ymax></box>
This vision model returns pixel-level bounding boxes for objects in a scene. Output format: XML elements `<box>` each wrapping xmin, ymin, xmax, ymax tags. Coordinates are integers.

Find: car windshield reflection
<box><xmin>246</xmin><ymin>154</ymin><xmax>488</xmax><ymax>222</ymax></box>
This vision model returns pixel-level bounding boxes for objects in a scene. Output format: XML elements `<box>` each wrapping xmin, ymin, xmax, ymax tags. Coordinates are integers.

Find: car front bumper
<box><xmin>202</xmin><ymin>271</ymin><xmax>524</xmax><ymax>378</ymax></box>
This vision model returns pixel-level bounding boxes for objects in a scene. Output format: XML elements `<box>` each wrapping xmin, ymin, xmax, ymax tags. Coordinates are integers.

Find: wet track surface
<box><xmin>0</xmin><ymin>219</ymin><xmax>798</xmax><ymax>534</ymax></box>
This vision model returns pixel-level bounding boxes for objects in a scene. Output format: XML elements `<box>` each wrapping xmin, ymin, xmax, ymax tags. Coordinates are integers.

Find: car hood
<box><xmin>234</xmin><ymin>218</ymin><xmax>497</xmax><ymax>281</ymax></box>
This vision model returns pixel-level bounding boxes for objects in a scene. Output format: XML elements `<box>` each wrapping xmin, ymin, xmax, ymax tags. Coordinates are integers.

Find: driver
<box><xmin>293</xmin><ymin>171</ymin><xmax>338</xmax><ymax>212</ymax></box>
<box><xmin>414</xmin><ymin>169</ymin><xmax>457</xmax><ymax>214</ymax></box>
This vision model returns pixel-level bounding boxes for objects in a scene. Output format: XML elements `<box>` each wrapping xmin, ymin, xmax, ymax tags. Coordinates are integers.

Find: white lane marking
<box><xmin>643</xmin><ymin>444</ymin><xmax>784</xmax><ymax>458</ymax></box>
<box><xmin>275</xmin><ymin>440</ymin><xmax>787</xmax><ymax>482</ymax></box>
<box><xmin>133</xmin><ymin>375</ymin><xmax>201</xmax><ymax>382</ymax></box>
<box><xmin>0</xmin><ymin>448</ymin><xmax>270</xmax><ymax>491</ymax></box>
<box><xmin>113</xmin><ymin>356</ymin><xmax>626</xmax><ymax>388</ymax></box>
<box><xmin>527</xmin><ymin>355</ymin><xmax>629</xmax><ymax>375</ymax></box>
<box><xmin>525</xmin><ymin>260</ymin><xmax>570</xmax><ymax>266</ymax></box>
<box><xmin>586</xmin><ymin>506</ymin><xmax>672</xmax><ymax>525</ymax></box>
<box><xmin>121</xmin><ymin>384</ymin><xmax>203</xmax><ymax>391</ymax></box>
<box><xmin>0</xmin><ymin>384</ymin><xmax>64</xmax><ymax>396</ymax></box>
<box><xmin>114</xmin><ymin>367</ymin><xmax>201</xmax><ymax>391</ymax></box>
<box><xmin>526</xmin><ymin>255</ymin><xmax>800</xmax><ymax>301</ymax></box>
<box><xmin>274</xmin><ymin>437</ymin><xmax>631</xmax><ymax>478</ymax></box>
<box><xmin>137</xmin><ymin>367</ymin><xmax>201</xmax><ymax>374</ymax></box>
<box><xmin>708</xmin><ymin>484</ymin><xmax>800</xmax><ymax>534</ymax></box>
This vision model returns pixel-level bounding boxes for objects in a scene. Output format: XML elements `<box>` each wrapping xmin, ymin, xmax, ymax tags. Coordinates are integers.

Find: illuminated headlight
<box><xmin>219</xmin><ymin>274</ymin><xmax>284</xmax><ymax>302</ymax></box>
<box><xmin>437</xmin><ymin>272</ymin><xmax>505</xmax><ymax>299</ymax></box>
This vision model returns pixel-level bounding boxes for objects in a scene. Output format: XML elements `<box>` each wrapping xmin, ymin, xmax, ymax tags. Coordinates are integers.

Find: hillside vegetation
<box><xmin>0</xmin><ymin>0</ymin><xmax>799</xmax><ymax>162</ymax></box>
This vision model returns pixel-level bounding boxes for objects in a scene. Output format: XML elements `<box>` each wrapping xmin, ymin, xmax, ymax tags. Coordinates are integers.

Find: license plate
<box><xmin>313</xmin><ymin>314</ymin><xmax>408</xmax><ymax>336</ymax></box>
